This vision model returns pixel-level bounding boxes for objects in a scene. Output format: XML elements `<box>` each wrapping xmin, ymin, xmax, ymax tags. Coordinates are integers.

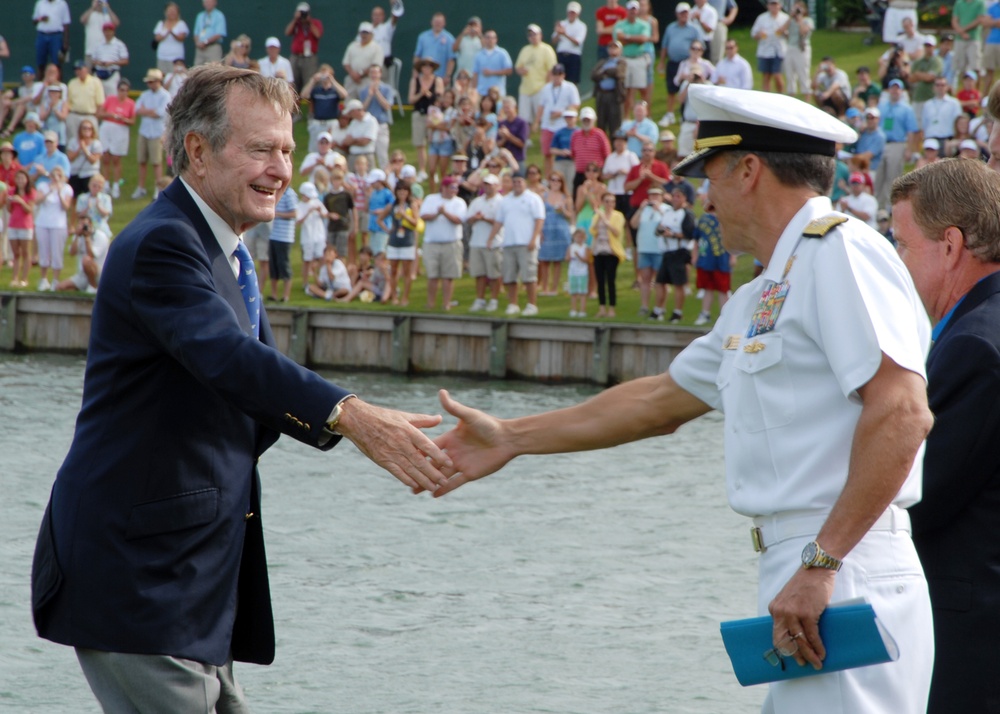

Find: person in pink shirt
<box><xmin>96</xmin><ymin>78</ymin><xmax>134</xmax><ymax>198</ymax></box>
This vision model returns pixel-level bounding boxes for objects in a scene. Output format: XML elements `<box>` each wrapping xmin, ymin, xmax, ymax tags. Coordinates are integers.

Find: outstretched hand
<box><xmin>334</xmin><ymin>398</ymin><xmax>452</xmax><ymax>493</ymax></box>
<box><xmin>429</xmin><ymin>389</ymin><xmax>518</xmax><ymax>497</ymax></box>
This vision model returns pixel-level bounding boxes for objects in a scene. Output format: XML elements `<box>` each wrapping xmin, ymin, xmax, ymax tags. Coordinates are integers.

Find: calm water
<box><xmin>0</xmin><ymin>354</ymin><xmax>763</xmax><ymax>713</ymax></box>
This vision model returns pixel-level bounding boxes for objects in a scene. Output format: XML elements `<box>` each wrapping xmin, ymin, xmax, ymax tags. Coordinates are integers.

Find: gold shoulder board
<box><xmin>802</xmin><ymin>214</ymin><xmax>848</xmax><ymax>238</ymax></box>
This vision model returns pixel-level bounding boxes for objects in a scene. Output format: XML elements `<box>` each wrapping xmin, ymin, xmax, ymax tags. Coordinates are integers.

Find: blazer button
<box><xmin>245</xmin><ymin>512</ymin><xmax>255</xmax><ymax>521</ymax></box>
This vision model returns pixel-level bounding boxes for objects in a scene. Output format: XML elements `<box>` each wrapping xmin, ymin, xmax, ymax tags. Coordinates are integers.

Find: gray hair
<box><xmin>725</xmin><ymin>150</ymin><xmax>835</xmax><ymax>196</ymax></box>
<box><xmin>165</xmin><ymin>64</ymin><xmax>299</xmax><ymax>175</ymax></box>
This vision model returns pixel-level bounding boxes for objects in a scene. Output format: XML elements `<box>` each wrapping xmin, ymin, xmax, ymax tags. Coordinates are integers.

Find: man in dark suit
<box><xmin>892</xmin><ymin>158</ymin><xmax>1000</xmax><ymax>713</ymax></box>
<box><xmin>31</xmin><ymin>64</ymin><xmax>452</xmax><ymax>712</ymax></box>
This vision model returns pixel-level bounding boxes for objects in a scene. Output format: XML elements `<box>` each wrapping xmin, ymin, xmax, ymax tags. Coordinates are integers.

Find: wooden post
<box><xmin>288</xmin><ymin>310</ymin><xmax>309</xmax><ymax>365</ymax></box>
<box><xmin>489</xmin><ymin>321</ymin><xmax>508</xmax><ymax>379</ymax></box>
<box><xmin>391</xmin><ymin>315</ymin><xmax>411</xmax><ymax>373</ymax></box>
<box><xmin>592</xmin><ymin>326</ymin><xmax>611</xmax><ymax>385</ymax></box>
<box><xmin>0</xmin><ymin>295</ymin><xmax>15</xmax><ymax>351</ymax></box>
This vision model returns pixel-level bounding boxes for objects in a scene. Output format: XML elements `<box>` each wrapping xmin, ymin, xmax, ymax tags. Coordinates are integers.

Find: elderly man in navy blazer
<box><xmin>891</xmin><ymin>158</ymin><xmax>1000</xmax><ymax>714</ymax></box>
<box><xmin>31</xmin><ymin>64</ymin><xmax>452</xmax><ymax>713</ymax></box>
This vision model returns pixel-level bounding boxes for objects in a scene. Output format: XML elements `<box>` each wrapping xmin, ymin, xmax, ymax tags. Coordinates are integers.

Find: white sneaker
<box><xmin>131</xmin><ymin>186</ymin><xmax>147</xmax><ymax>200</ymax></box>
<box><xmin>658</xmin><ymin>112</ymin><xmax>675</xmax><ymax>127</ymax></box>
<box><xmin>485</xmin><ymin>298</ymin><xmax>498</xmax><ymax>312</ymax></box>
<box><xmin>84</xmin><ymin>284</ymin><xmax>97</xmax><ymax>294</ymax></box>
<box><xmin>415</xmin><ymin>170</ymin><xmax>428</xmax><ymax>182</ymax></box>
<box><xmin>37</xmin><ymin>278</ymin><xmax>50</xmax><ymax>291</ymax></box>
<box><xmin>694</xmin><ymin>311</ymin><xmax>711</xmax><ymax>326</ymax></box>
<box><xmin>505</xmin><ymin>303</ymin><xmax>521</xmax><ymax>316</ymax></box>
<box><xmin>569</xmin><ymin>310</ymin><xmax>578</xmax><ymax>318</ymax></box>
<box><xmin>111</xmin><ymin>181</ymin><xmax>120</xmax><ymax>199</ymax></box>
<box><xmin>696</xmin><ymin>288</ymin><xmax>705</xmax><ymax>299</ymax></box>
<box><xmin>469</xmin><ymin>298</ymin><xmax>486</xmax><ymax>312</ymax></box>
<box><xmin>522</xmin><ymin>303</ymin><xmax>539</xmax><ymax>316</ymax></box>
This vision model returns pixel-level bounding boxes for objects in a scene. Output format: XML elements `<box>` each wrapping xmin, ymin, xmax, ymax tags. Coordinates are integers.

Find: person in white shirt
<box><xmin>603</xmin><ymin>131</ymin><xmax>640</xmax><ymax>220</ymax></box>
<box><xmin>295</xmin><ymin>181</ymin><xmax>329</xmax><ymax>287</ymax></box>
<box><xmin>258</xmin><ymin>37</ymin><xmax>294</xmax><ymax>87</ymax></box>
<box><xmin>466</xmin><ymin>173</ymin><xmax>505</xmax><ymax>312</ymax></box>
<box><xmin>91</xmin><ymin>22</ymin><xmax>129</xmax><ymax>96</ymax></box>
<box><xmin>341</xmin><ymin>98</ymin><xmax>379</xmax><ymax>173</ymax></box>
<box><xmin>812</xmin><ymin>56</ymin><xmax>851</xmax><ymax>118</ymax></box>
<box><xmin>921</xmin><ymin>76</ymin><xmax>963</xmax><ymax>144</ymax></box>
<box><xmin>299</xmin><ymin>131</ymin><xmax>346</xmax><ymax>179</ymax></box>
<box><xmin>33</xmin><ymin>0</ymin><xmax>72</xmax><ymax>74</ymax></box>
<box><xmin>689</xmin><ymin>0</ymin><xmax>718</xmax><ymax>55</ymax></box>
<box><xmin>420</xmin><ymin>177</ymin><xmax>468</xmax><ymax>310</ymax></box>
<box><xmin>838</xmin><ymin>172</ymin><xmax>879</xmax><ymax>229</ymax></box>
<box><xmin>54</xmin><ymin>213</ymin><xmax>109</xmax><ymax>293</ymax></box>
<box><xmin>80</xmin><ymin>0</ymin><xmax>120</xmax><ymax>67</ymax></box>
<box><xmin>342</xmin><ymin>22</ymin><xmax>384</xmax><ymax>99</ymax></box>
<box><xmin>533</xmin><ymin>66</ymin><xmax>581</xmax><ymax>177</ymax></box>
<box><xmin>750</xmin><ymin>0</ymin><xmax>788</xmax><ymax>93</ymax></box>
<box><xmin>552</xmin><ymin>1</ymin><xmax>589</xmax><ymax>84</ymax></box>
<box><xmin>710</xmin><ymin>39</ymin><xmax>752</xmax><ymax>89</ymax></box>
<box><xmin>307</xmin><ymin>244</ymin><xmax>353</xmax><ymax>300</ymax></box>
<box><xmin>489</xmin><ymin>172</ymin><xmax>546</xmax><ymax>316</ymax></box>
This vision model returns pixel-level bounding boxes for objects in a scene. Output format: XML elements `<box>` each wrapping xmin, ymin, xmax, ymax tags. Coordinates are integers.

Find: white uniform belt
<box><xmin>750</xmin><ymin>504</ymin><xmax>910</xmax><ymax>553</ymax></box>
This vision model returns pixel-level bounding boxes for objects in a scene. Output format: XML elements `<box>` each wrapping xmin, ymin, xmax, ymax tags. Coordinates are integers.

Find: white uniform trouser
<box><xmin>784</xmin><ymin>46</ymin><xmax>812</xmax><ymax>96</ymax></box>
<box><xmin>755</xmin><ymin>510</ymin><xmax>933</xmax><ymax>714</ymax></box>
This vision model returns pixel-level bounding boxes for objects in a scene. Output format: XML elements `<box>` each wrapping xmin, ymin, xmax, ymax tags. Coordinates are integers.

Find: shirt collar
<box><xmin>178</xmin><ymin>176</ymin><xmax>241</xmax><ymax>266</ymax></box>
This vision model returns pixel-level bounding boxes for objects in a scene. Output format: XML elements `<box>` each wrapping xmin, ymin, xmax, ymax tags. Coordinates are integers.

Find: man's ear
<box><xmin>184</xmin><ymin>132</ymin><xmax>209</xmax><ymax>178</ymax></box>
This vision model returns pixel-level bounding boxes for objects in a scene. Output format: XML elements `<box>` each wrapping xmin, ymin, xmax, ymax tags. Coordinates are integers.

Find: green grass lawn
<box><xmin>5</xmin><ymin>29</ymin><xmax>888</xmax><ymax>325</ymax></box>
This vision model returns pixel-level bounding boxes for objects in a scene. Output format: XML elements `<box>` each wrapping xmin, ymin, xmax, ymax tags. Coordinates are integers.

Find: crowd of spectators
<box><xmin>0</xmin><ymin>0</ymin><xmax>994</xmax><ymax>323</ymax></box>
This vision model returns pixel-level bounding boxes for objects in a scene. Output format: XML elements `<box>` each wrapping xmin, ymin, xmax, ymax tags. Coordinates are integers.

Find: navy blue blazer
<box><xmin>32</xmin><ymin>180</ymin><xmax>352</xmax><ymax>666</ymax></box>
<box><xmin>910</xmin><ymin>270</ymin><xmax>1000</xmax><ymax>712</ymax></box>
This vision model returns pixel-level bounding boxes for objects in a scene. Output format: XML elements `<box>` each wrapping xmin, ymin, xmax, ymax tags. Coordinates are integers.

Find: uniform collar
<box><xmin>760</xmin><ymin>195</ymin><xmax>833</xmax><ymax>283</ymax></box>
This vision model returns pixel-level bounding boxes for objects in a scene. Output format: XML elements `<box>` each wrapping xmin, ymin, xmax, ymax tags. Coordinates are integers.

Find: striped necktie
<box><xmin>233</xmin><ymin>240</ymin><xmax>260</xmax><ymax>339</ymax></box>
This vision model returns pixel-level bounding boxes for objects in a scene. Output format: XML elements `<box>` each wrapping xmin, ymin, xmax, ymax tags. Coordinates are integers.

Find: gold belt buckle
<box><xmin>751</xmin><ymin>526</ymin><xmax>767</xmax><ymax>553</ymax></box>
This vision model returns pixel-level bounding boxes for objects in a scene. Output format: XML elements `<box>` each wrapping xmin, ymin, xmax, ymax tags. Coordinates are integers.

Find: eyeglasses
<box><xmin>762</xmin><ymin>633</ymin><xmax>800</xmax><ymax>672</ymax></box>
<box><xmin>550</xmin><ymin>176</ymin><xmax>563</xmax><ymax>182</ymax></box>
<box><xmin>691</xmin><ymin>46</ymin><xmax>704</xmax><ymax>52</ymax></box>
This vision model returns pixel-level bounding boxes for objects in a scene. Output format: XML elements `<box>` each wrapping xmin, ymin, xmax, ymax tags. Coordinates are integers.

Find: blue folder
<box><xmin>719</xmin><ymin>598</ymin><xmax>899</xmax><ymax>686</ymax></box>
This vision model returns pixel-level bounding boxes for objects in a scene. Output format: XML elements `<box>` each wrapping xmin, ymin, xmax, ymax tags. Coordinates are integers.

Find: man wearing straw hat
<box><xmin>432</xmin><ymin>84</ymin><xmax>934</xmax><ymax>713</ymax></box>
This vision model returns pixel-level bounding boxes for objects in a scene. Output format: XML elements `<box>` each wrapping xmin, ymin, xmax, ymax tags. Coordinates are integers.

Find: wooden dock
<box><xmin>0</xmin><ymin>293</ymin><xmax>704</xmax><ymax>385</ymax></box>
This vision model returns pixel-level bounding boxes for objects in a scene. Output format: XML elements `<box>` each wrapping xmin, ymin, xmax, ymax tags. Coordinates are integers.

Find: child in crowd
<box><xmin>295</xmin><ymin>181</ymin><xmax>329</xmax><ymax>289</ymax></box>
<box><xmin>164</xmin><ymin>58</ymin><xmax>189</xmax><ymax>100</ymax></box>
<box><xmin>269</xmin><ymin>182</ymin><xmax>297</xmax><ymax>302</ymax></box>
<box><xmin>566</xmin><ymin>227</ymin><xmax>591</xmax><ymax>318</ymax></box>
<box><xmin>692</xmin><ymin>207</ymin><xmax>733</xmax><ymax>326</ymax></box>
<box><xmin>366</xmin><ymin>169</ymin><xmax>394</xmax><ymax>256</ymax></box>
<box><xmin>307</xmin><ymin>244</ymin><xmax>352</xmax><ymax>300</ymax></box>
<box><xmin>387</xmin><ymin>181</ymin><xmax>419</xmax><ymax>306</ymax></box>
<box><xmin>341</xmin><ymin>250</ymin><xmax>392</xmax><ymax>303</ymax></box>
<box><xmin>426</xmin><ymin>89</ymin><xmax>456</xmax><ymax>192</ymax></box>
<box><xmin>324</xmin><ymin>167</ymin><xmax>356</xmax><ymax>258</ymax></box>
<box><xmin>346</xmin><ymin>155</ymin><xmax>369</xmax><ymax>264</ymax></box>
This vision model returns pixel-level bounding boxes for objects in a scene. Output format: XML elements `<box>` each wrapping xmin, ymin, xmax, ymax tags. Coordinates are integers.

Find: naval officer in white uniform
<box><xmin>429</xmin><ymin>84</ymin><xmax>935</xmax><ymax>714</ymax></box>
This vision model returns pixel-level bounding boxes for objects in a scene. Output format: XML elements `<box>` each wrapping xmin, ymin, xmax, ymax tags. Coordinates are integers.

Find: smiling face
<box><xmin>193</xmin><ymin>89</ymin><xmax>294</xmax><ymax>233</ymax></box>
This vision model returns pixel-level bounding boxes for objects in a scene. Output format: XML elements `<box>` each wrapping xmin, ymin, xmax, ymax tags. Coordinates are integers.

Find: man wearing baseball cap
<box><xmin>342</xmin><ymin>21</ymin><xmax>384</xmax><ymax>99</ymax></box>
<box><xmin>570</xmin><ymin>106</ymin><xmax>611</xmax><ymax>195</ymax></box>
<box><xmin>875</xmin><ymin>78</ymin><xmax>919</xmax><ymax>209</ymax></box>
<box><xmin>285</xmin><ymin>2</ymin><xmax>324</xmax><ymax>93</ymax></box>
<box><xmin>434</xmin><ymin>85</ymin><xmax>935</xmax><ymax>714</ymax></box>
<box><xmin>657</xmin><ymin>3</ymin><xmax>701</xmax><ymax>126</ymax></box>
<box><xmin>259</xmin><ymin>37</ymin><xmax>294</xmax><ymax>87</ymax></box>
<box><xmin>553</xmin><ymin>2</ymin><xmax>589</xmax><ymax>84</ymax></box>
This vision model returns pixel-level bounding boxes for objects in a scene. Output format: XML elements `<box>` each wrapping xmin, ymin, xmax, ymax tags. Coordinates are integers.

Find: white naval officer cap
<box><xmin>673</xmin><ymin>85</ymin><xmax>859</xmax><ymax>179</ymax></box>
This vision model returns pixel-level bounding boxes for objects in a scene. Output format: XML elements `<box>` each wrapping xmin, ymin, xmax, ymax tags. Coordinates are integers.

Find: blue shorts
<box><xmin>758</xmin><ymin>56</ymin><xmax>783</xmax><ymax>74</ymax></box>
<box><xmin>637</xmin><ymin>252</ymin><xmax>662</xmax><ymax>270</ymax></box>
<box><xmin>429</xmin><ymin>138</ymin><xmax>456</xmax><ymax>156</ymax></box>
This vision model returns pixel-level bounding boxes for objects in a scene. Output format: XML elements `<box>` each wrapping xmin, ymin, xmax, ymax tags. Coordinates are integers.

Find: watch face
<box><xmin>801</xmin><ymin>541</ymin><xmax>818</xmax><ymax>565</ymax></box>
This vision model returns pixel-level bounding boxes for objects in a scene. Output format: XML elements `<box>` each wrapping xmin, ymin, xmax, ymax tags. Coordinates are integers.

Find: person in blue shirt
<box><xmin>472</xmin><ymin>30</ymin><xmax>513</xmax><ymax>97</ymax></box>
<box><xmin>874</xmin><ymin>79</ymin><xmax>919</xmax><ymax>209</ymax></box>
<box><xmin>30</xmin><ymin>130</ymin><xmax>71</xmax><ymax>186</ymax></box>
<box><xmin>656</xmin><ymin>4</ymin><xmax>701</xmax><ymax>126</ymax></box>
<box><xmin>620</xmin><ymin>101</ymin><xmax>659</xmax><ymax>156</ymax></box>
<box><xmin>360</xmin><ymin>64</ymin><xmax>394</xmax><ymax>169</ymax></box>
<box><xmin>850</xmin><ymin>107</ymin><xmax>886</xmax><ymax>172</ymax></box>
<box><xmin>413</xmin><ymin>13</ymin><xmax>456</xmax><ymax>79</ymax></box>
<box><xmin>12</xmin><ymin>112</ymin><xmax>46</xmax><ymax>171</ymax></box>
<box><xmin>366</xmin><ymin>168</ymin><xmax>395</xmax><ymax>256</ymax></box>
<box><xmin>550</xmin><ymin>109</ymin><xmax>580</xmax><ymax>188</ymax></box>
<box><xmin>193</xmin><ymin>0</ymin><xmax>227</xmax><ymax>66</ymax></box>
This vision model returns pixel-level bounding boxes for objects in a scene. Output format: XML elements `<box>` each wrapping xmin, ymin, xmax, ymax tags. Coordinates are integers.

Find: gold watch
<box><xmin>324</xmin><ymin>394</ymin><xmax>358</xmax><ymax>435</ymax></box>
<box><xmin>801</xmin><ymin>541</ymin><xmax>843</xmax><ymax>571</ymax></box>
